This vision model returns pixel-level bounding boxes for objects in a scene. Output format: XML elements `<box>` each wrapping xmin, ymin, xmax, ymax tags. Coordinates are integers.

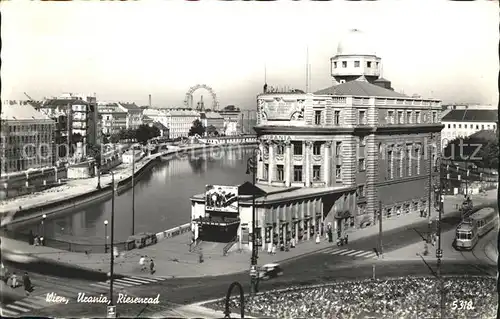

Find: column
<box><xmin>324</xmin><ymin>141</ymin><xmax>331</xmax><ymax>186</ymax></box>
<box><xmin>276</xmin><ymin>206</ymin><xmax>281</xmax><ymax>246</ymax></box>
<box><xmin>268</xmin><ymin>142</ymin><xmax>274</xmax><ymax>183</ymax></box>
<box><xmin>306</xmin><ymin>201</ymin><xmax>311</xmax><ymax>240</ymax></box>
<box><xmin>261</xmin><ymin>225</ymin><xmax>266</xmax><ymax>252</ymax></box>
<box><xmin>258</xmin><ymin>141</ymin><xmax>265</xmax><ymax>180</ymax></box>
<box><xmin>285</xmin><ymin>141</ymin><xmax>292</xmax><ymax>187</ymax></box>
<box><xmin>305</xmin><ymin>141</ymin><xmax>313</xmax><ymax>187</ymax></box>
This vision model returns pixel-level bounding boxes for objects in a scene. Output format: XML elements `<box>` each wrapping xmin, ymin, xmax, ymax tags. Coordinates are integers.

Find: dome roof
<box><xmin>336</xmin><ymin>29</ymin><xmax>376</xmax><ymax>56</ymax></box>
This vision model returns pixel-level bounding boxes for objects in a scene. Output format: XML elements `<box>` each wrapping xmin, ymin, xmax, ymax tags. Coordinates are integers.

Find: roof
<box><xmin>118</xmin><ymin>102</ymin><xmax>141</xmax><ymax>111</ymax></box>
<box><xmin>441</xmin><ymin>109</ymin><xmax>498</xmax><ymax>123</ymax></box>
<box><xmin>470</xmin><ymin>207</ymin><xmax>496</xmax><ymax>220</ymax></box>
<box><xmin>151</xmin><ymin>121</ymin><xmax>168</xmax><ymax>131</ymax></box>
<box><xmin>42</xmin><ymin>98</ymin><xmax>88</xmax><ymax>108</ymax></box>
<box><xmin>98</xmin><ymin>103</ymin><xmax>127</xmax><ymax>114</ymax></box>
<box><xmin>314</xmin><ymin>80</ymin><xmax>407</xmax><ymax>98</ymax></box>
<box><xmin>470</xmin><ymin>130</ymin><xmax>497</xmax><ymax>141</ymax></box>
<box><xmin>374</xmin><ymin>77</ymin><xmax>391</xmax><ymax>83</ymax></box>
<box><xmin>1</xmin><ymin>102</ymin><xmax>53</xmax><ymax>121</ymax></box>
<box><xmin>200</xmin><ymin>112</ymin><xmax>224</xmax><ymax>119</ymax></box>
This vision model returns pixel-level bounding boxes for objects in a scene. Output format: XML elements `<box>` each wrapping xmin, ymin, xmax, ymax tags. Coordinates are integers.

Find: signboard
<box><xmin>241</xmin><ymin>228</ymin><xmax>249</xmax><ymax>244</ymax></box>
<box><xmin>205</xmin><ymin>185</ymin><xmax>239</xmax><ymax>213</ymax></box>
<box><xmin>107</xmin><ymin>306</ymin><xmax>116</xmax><ymax>318</ymax></box>
<box><xmin>258</xmin><ymin>98</ymin><xmax>305</xmax><ymax>121</ymax></box>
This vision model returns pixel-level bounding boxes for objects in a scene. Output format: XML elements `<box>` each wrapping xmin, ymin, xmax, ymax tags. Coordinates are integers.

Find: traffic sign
<box><xmin>107</xmin><ymin>306</ymin><xmax>116</xmax><ymax>318</ymax></box>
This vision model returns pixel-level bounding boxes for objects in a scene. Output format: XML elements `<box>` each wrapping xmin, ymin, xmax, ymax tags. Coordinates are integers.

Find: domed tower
<box><xmin>330</xmin><ymin>29</ymin><xmax>382</xmax><ymax>84</ymax></box>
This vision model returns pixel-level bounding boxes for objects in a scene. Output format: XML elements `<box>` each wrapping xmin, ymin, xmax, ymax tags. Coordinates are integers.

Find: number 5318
<box><xmin>451</xmin><ymin>300</ymin><xmax>474</xmax><ymax>310</ymax></box>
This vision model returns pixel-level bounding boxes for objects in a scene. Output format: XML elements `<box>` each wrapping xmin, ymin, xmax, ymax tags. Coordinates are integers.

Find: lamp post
<box><xmin>41</xmin><ymin>214</ymin><xmax>47</xmax><ymax>245</ymax></box>
<box><xmin>434</xmin><ymin>156</ymin><xmax>445</xmax><ymax>319</ymax></box>
<box><xmin>246</xmin><ymin>147</ymin><xmax>262</xmax><ymax>295</ymax></box>
<box><xmin>104</xmin><ymin>220</ymin><xmax>108</xmax><ymax>253</ymax></box>
<box><xmin>109</xmin><ymin>171</ymin><xmax>116</xmax><ymax>308</ymax></box>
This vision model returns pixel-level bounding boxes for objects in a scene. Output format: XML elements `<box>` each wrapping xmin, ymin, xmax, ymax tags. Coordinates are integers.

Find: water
<box><xmin>18</xmin><ymin>146</ymin><xmax>254</xmax><ymax>243</ymax></box>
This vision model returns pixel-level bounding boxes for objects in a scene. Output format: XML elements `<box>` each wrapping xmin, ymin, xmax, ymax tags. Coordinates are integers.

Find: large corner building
<box><xmin>191</xmin><ymin>29</ymin><xmax>444</xmax><ymax>251</ymax></box>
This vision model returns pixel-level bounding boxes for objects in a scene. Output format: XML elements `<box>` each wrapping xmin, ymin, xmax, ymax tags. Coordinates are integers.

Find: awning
<box><xmin>193</xmin><ymin>216</ymin><xmax>240</xmax><ymax>226</ymax></box>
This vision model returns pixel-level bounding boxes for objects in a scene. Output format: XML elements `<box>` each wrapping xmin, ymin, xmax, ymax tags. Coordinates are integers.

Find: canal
<box><xmin>16</xmin><ymin>146</ymin><xmax>255</xmax><ymax>244</ymax></box>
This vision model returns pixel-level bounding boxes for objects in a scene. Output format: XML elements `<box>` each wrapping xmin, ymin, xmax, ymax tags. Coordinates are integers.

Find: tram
<box><xmin>455</xmin><ymin>207</ymin><xmax>497</xmax><ymax>250</ymax></box>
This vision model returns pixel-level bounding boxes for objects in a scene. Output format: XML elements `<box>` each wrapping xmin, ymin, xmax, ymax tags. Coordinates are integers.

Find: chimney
<box><xmin>149</xmin><ymin>94</ymin><xmax>152</xmax><ymax>108</ymax></box>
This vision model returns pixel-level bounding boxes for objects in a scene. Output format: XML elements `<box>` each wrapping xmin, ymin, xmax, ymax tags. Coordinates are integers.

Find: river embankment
<box><xmin>1</xmin><ymin>142</ymin><xmax>257</xmax><ymax>228</ymax></box>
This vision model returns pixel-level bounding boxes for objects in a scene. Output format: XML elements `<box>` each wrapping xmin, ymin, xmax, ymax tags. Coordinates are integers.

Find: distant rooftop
<box><xmin>1</xmin><ymin>102</ymin><xmax>53</xmax><ymax>121</ymax></box>
<box><xmin>200</xmin><ymin>112</ymin><xmax>224</xmax><ymax>119</ymax></box>
<box><xmin>441</xmin><ymin>109</ymin><xmax>498</xmax><ymax>123</ymax></box>
<box><xmin>315</xmin><ymin>79</ymin><xmax>408</xmax><ymax>98</ymax></box>
<box><xmin>42</xmin><ymin>98</ymin><xmax>88</xmax><ymax>108</ymax></box>
<box><xmin>118</xmin><ymin>102</ymin><xmax>141</xmax><ymax>111</ymax></box>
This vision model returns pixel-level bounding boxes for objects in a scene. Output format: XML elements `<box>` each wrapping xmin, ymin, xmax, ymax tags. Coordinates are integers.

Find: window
<box><xmin>313</xmin><ymin>165</ymin><xmax>321</xmax><ymax>181</ymax></box>
<box><xmin>313</xmin><ymin>142</ymin><xmax>321</xmax><ymax>155</ymax></box>
<box><xmin>447</xmin><ymin>124</ymin><xmax>451</xmax><ymax>128</ymax></box>
<box><xmin>276</xmin><ymin>165</ymin><xmax>284</xmax><ymax>181</ymax></box>
<box><xmin>432</xmin><ymin>112</ymin><xmax>437</xmax><ymax>123</ymax></box>
<box><xmin>358</xmin><ymin>158</ymin><xmax>365</xmax><ymax>171</ymax></box>
<box><xmin>387</xmin><ymin>150</ymin><xmax>393</xmax><ymax>179</ymax></box>
<box><xmin>359</xmin><ymin>110</ymin><xmax>366</xmax><ymax>125</ymax></box>
<box><xmin>334</xmin><ymin>111</ymin><xmax>341</xmax><ymax>125</ymax></box>
<box><xmin>293</xmin><ymin>142</ymin><xmax>303</xmax><ymax>155</ymax></box>
<box><xmin>394</xmin><ymin>148</ymin><xmax>401</xmax><ymax>178</ymax></box>
<box><xmin>476</xmin><ymin>125</ymin><xmax>479</xmax><ymax>129</ymax></box>
<box><xmin>357</xmin><ymin>185</ymin><xmax>365</xmax><ymax>197</ymax></box>
<box><xmin>458</xmin><ymin>124</ymin><xmax>461</xmax><ymax>129</ymax></box>
<box><xmin>406</xmin><ymin>111</ymin><xmax>412</xmax><ymax>124</ymax></box>
<box><xmin>482</xmin><ymin>124</ymin><xmax>485</xmax><ymax>129</ymax></box>
<box><xmin>293</xmin><ymin>165</ymin><xmax>303</xmax><ymax>182</ymax></box>
<box><xmin>415</xmin><ymin>111</ymin><xmax>421</xmax><ymax>124</ymax></box>
<box><xmin>264</xmin><ymin>164</ymin><xmax>269</xmax><ymax>180</ymax></box>
<box><xmin>335</xmin><ymin>165</ymin><xmax>342</xmax><ymax>181</ymax></box>
<box><xmin>397</xmin><ymin>111</ymin><xmax>404</xmax><ymax>124</ymax></box>
<box><xmin>314</xmin><ymin>110</ymin><xmax>322</xmax><ymax>125</ymax></box>
<box><xmin>387</xmin><ymin>111</ymin><xmax>394</xmax><ymax>124</ymax></box>
<box><xmin>416</xmin><ymin>147</ymin><xmax>421</xmax><ymax>174</ymax></box>
<box><xmin>376</xmin><ymin>62</ymin><xmax>379</xmax><ymax>68</ymax></box>
<box><xmin>342</xmin><ymin>61</ymin><xmax>347</xmax><ymax>68</ymax></box>
<box><xmin>335</xmin><ymin>142</ymin><xmax>342</xmax><ymax>161</ymax></box>
<box><xmin>406</xmin><ymin>149</ymin><xmax>411</xmax><ymax>176</ymax></box>
<box><xmin>333</xmin><ymin>61</ymin><xmax>337</xmax><ymax>68</ymax></box>
<box><xmin>464</xmin><ymin>124</ymin><xmax>468</xmax><ymax>129</ymax></box>
<box><xmin>367</xmin><ymin>61</ymin><xmax>372</xmax><ymax>68</ymax></box>
<box><xmin>487</xmin><ymin>124</ymin><xmax>491</xmax><ymax>129</ymax></box>
<box><xmin>276</xmin><ymin>144</ymin><xmax>284</xmax><ymax>155</ymax></box>
<box><xmin>354</xmin><ymin>61</ymin><xmax>360</xmax><ymax>67</ymax></box>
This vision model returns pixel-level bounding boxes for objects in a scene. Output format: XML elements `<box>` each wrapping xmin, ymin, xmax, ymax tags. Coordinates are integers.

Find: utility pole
<box><xmin>109</xmin><ymin>172</ymin><xmax>116</xmax><ymax>308</ymax></box>
<box><xmin>131</xmin><ymin>151</ymin><xmax>135</xmax><ymax>236</ymax></box>
<box><xmin>428</xmin><ymin>133</ymin><xmax>433</xmax><ymax>244</ymax></box>
<box><xmin>436</xmin><ymin>158</ymin><xmax>445</xmax><ymax>319</ymax></box>
<box><xmin>378</xmin><ymin>200</ymin><xmax>383</xmax><ymax>257</ymax></box>
<box><xmin>246</xmin><ymin>149</ymin><xmax>260</xmax><ymax>294</ymax></box>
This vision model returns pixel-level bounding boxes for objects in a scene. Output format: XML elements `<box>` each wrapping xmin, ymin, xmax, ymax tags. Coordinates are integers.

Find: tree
<box><xmin>188</xmin><ymin>119</ymin><xmax>205</xmax><ymax>136</ymax></box>
<box><xmin>206</xmin><ymin>125</ymin><xmax>218</xmax><ymax>136</ymax></box>
<box><xmin>444</xmin><ymin>132</ymin><xmax>499</xmax><ymax>169</ymax></box>
<box><xmin>135</xmin><ymin>124</ymin><xmax>161</xmax><ymax>144</ymax></box>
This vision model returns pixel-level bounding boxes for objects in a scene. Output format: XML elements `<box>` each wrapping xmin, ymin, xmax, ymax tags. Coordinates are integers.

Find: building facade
<box><xmin>1</xmin><ymin>101</ymin><xmax>56</xmax><ymax>174</ymax></box>
<box><xmin>440</xmin><ymin>109</ymin><xmax>498</xmax><ymax>149</ymax></box>
<box><xmin>190</xmin><ymin>28</ymin><xmax>444</xmax><ymax>252</ymax></box>
<box><xmin>200</xmin><ymin>112</ymin><xmax>225</xmax><ymax>136</ymax></box>
<box><xmin>98</xmin><ymin>102</ymin><xmax>128</xmax><ymax>135</ymax></box>
<box><xmin>117</xmin><ymin>102</ymin><xmax>144</xmax><ymax>130</ymax></box>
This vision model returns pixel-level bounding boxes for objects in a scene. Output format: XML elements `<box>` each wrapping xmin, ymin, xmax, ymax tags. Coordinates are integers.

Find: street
<box><xmin>9</xmin><ymin>201</ymin><xmax>496</xmax><ymax>318</ymax></box>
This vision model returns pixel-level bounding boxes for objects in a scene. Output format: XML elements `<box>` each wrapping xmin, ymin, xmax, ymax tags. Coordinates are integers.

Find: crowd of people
<box><xmin>210</xmin><ymin>276</ymin><xmax>496</xmax><ymax>318</ymax></box>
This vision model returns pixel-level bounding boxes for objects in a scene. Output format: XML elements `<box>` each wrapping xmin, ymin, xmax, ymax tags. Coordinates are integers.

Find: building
<box><xmin>1</xmin><ymin>101</ymin><xmax>56</xmax><ymax>174</ymax></box>
<box><xmin>200</xmin><ymin>112</ymin><xmax>225</xmax><ymax>136</ymax></box>
<box><xmin>98</xmin><ymin>102</ymin><xmax>128</xmax><ymax>135</ymax></box>
<box><xmin>143</xmin><ymin>108</ymin><xmax>200</xmax><ymax>139</ymax></box>
<box><xmin>149</xmin><ymin>121</ymin><xmax>170</xmax><ymax>138</ymax></box>
<box><xmin>37</xmin><ymin>94</ymin><xmax>101</xmax><ymax>159</ymax></box>
<box><xmin>190</xmin><ymin>29</ymin><xmax>443</xmax><ymax>252</ymax></box>
<box><xmin>440</xmin><ymin>108</ymin><xmax>498</xmax><ymax>149</ymax></box>
<box><xmin>224</xmin><ymin>119</ymin><xmax>240</xmax><ymax>136</ymax></box>
<box><xmin>117</xmin><ymin>102</ymin><xmax>144</xmax><ymax>130</ymax></box>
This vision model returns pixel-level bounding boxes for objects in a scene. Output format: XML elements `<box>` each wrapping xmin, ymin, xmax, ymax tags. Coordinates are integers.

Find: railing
<box><xmin>223</xmin><ymin>235</ymin><xmax>239</xmax><ymax>256</ymax></box>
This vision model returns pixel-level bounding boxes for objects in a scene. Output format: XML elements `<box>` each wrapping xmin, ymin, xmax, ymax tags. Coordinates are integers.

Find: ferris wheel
<box><xmin>183</xmin><ymin>84</ymin><xmax>220</xmax><ymax>111</ymax></box>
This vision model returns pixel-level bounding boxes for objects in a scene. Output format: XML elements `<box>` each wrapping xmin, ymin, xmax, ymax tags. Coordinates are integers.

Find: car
<box><xmin>258</xmin><ymin>263</ymin><xmax>284</xmax><ymax>281</ymax></box>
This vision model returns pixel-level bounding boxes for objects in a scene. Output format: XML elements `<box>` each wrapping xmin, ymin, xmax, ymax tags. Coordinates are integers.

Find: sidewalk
<box><xmin>1</xmin><ymin>190</ymin><xmax>496</xmax><ymax>279</ymax></box>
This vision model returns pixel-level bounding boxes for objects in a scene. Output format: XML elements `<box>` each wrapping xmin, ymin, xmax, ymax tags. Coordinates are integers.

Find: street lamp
<box><xmin>109</xmin><ymin>171</ymin><xmax>116</xmax><ymax>309</ymax></box>
<box><xmin>434</xmin><ymin>156</ymin><xmax>445</xmax><ymax>319</ymax></box>
<box><xmin>41</xmin><ymin>214</ymin><xmax>47</xmax><ymax>246</ymax></box>
<box><xmin>246</xmin><ymin>147</ymin><xmax>262</xmax><ymax>295</ymax></box>
<box><xmin>104</xmin><ymin>220</ymin><xmax>108</xmax><ymax>253</ymax></box>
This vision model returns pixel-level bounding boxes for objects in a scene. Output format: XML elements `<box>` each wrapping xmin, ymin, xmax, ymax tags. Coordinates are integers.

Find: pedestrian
<box><xmin>271</xmin><ymin>244</ymin><xmax>276</xmax><ymax>255</ymax></box>
<box><xmin>150</xmin><ymin>259</ymin><xmax>155</xmax><ymax>275</ymax></box>
<box><xmin>10</xmin><ymin>272</ymin><xmax>19</xmax><ymax>288</ymax></box>
<box><xmin>315</xmin><ymin>233</ymin><xmax>320</xmax><ymax>244</ymax></box>
<box><xmin>290</xmin><ymin>237</ymin><xmax>296</xmax><ymax>248</ymax></box>
<box><xmin>34</xmin><ymin>235</ymin><xmax>40</xmax><ymax>246</ymax></box>
<box><xmin>139</xmin><ymin>255</ymin><xmax>146</xmax><ymax>271</ymax></box>
<box><xmin>267</xmin><ymin>243</ymin><xmax>272</xmax><ymax>254</ymax></box>
<box><xmin>23</xmin><ymin>272</ymin><xmax>33</xmax><ymax>296</ymax></box>
<box><xmin>28</xmin><ymin>230</ymin><xmax>34</xmax><ymax>245</ymax></box>
<box><xmin>39</xmin><ymin>236</ymin><xmax>44</xmax><ymax>246</ymax></box>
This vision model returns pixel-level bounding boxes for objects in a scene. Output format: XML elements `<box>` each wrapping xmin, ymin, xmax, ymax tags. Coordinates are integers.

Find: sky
<box><xmin>2</xmin><ymin>0</ymin><xmax>498</xmax><ymax>110</ymax></box>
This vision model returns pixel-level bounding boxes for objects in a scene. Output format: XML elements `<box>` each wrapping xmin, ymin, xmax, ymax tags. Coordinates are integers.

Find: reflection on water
<box><xmin>16</xmin><ymin>146</ymin><xmax>254</xmax><ymax>243</ymax></box>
